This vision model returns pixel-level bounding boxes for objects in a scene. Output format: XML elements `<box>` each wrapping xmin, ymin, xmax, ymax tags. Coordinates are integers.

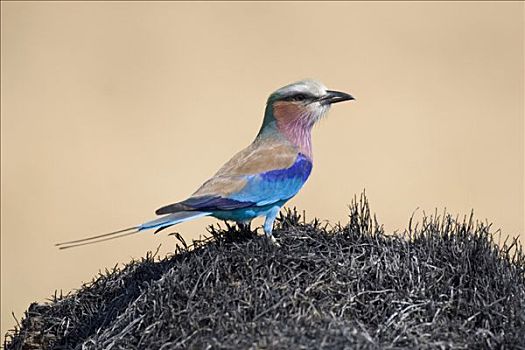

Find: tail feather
<box><xmin>55</xmin><ymin>226</ymin><xmax>139</xmax><ymax>247</ymax></box>
<box><xmin>56</xmin><ymin>211</ymin><xmax>211</xmax><ymax>250</ymax></box>
<box><xmin>138</xmin><ymin>211</ymin><xmax>211</xmax><ymax>230</ymax></box>
<box><xmin>57</xmin><ymin>230</ymin><xmax>141</xmax><ymax>250</ymax></box>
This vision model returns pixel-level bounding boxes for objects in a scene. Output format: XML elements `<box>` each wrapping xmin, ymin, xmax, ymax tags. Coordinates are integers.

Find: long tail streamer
<box><xmin>55</xmin><ymin>211</ymin><xmax>211</xmax><ymax>250</ymax></box>
<box><xmin>55</xmin><ymin>227</ymin><xmax>140</xmax><ymax>250</ymax></box>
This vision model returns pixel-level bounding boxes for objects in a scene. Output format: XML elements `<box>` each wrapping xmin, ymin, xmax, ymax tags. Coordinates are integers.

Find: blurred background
<box><xmin>1</xmin><ymin>2</ymin><xmax>523</xmax><ymax>337</ymax></box>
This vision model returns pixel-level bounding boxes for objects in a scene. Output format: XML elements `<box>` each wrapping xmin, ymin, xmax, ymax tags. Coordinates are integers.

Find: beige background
<box><xmin>1</xmin><ymin>1</ymin><xmax>523</xmax><ymax>337</ymax></box>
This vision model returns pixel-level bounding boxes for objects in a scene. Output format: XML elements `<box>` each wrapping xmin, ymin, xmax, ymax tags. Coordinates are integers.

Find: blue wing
<box><xmin>228</xmin><ymin>153</ymin><xmax>312</xmax><ymax>206</ymax></box>
<box><xmin>156</xmin><ymin>154</ymin><xmax>312</xmax><ymax>215</ymax></box>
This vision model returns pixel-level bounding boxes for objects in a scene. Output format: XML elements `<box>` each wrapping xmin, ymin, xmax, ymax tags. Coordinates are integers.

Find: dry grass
<box><xmin>4</xmin><ymin>194</ymin><xmax>525</xmax><ymax>349</ymax></box>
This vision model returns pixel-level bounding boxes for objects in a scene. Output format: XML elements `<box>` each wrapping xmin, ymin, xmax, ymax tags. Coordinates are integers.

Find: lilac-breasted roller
<box><xmin>56</xmin><ymin>80</ymin><xmax>353</xmax><ymax>249</ymax></box>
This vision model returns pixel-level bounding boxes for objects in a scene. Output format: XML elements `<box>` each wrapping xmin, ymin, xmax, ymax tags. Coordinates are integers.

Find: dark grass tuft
<box><xmin>4</xmin><ymin>195</ymin><xmax>525</xmax><ymax>349</ymax></box>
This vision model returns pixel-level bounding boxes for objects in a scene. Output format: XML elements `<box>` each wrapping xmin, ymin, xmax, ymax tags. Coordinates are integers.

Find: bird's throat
<box><xmin>276</xmin><ymin>119</ymin><xmax>313</xmax><ymax>160</ymax></box>
<box><xmin>269</xmin><ymin>102</ymin><xmax>314</xmax><ymax>159</ymax></box>
<box><xmin>258</xmin><ymin>102</ymin><xmax>315</xmax><ymax>159</ymax></box>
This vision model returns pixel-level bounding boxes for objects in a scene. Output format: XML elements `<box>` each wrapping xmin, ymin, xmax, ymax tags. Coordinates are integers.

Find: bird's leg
<box><xmin>263</xmin><ymin>206</ymin><xmax>281</xmax><ymax>246</ymax></box>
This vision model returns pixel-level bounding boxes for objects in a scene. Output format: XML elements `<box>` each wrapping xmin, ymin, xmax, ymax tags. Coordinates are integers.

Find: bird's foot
<box><xmin>267</xmin><ymin>234</ymin><xmax>281</xmax><ymax>247</ymax></box>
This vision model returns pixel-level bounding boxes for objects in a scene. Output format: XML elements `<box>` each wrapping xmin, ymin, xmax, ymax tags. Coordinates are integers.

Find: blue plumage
<box><xmin>229</xmin><ymin>153</ymin><xmax>312</xmax><ymax>206</ymax></box>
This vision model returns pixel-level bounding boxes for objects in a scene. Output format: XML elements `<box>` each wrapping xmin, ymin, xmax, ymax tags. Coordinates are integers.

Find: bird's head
<box><xmin>261</xmin><ymin>80</ymin><xmax>354</xmax><ymax>133</ymax></box>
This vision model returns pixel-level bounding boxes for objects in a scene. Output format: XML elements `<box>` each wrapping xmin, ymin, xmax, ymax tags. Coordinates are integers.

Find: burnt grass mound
<box><xmin>4</xmin><ymin>195</ymin><xmax>525</xmax><ymax>349</ymax></box>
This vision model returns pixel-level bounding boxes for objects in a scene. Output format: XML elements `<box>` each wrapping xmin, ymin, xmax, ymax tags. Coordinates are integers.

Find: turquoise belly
<box><xmin>211</xmin><ymin>200</ymin><xmax>287</xmax><ymax>222</ymax></box>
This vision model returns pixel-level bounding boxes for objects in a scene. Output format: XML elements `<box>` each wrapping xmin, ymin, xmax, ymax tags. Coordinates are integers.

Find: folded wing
<box><xmin>156</xmin><ymin>137</ymin><xmax>312</xmax><ymax>215</ymax></box>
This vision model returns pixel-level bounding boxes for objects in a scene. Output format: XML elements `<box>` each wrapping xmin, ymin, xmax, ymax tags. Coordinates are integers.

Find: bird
<box><xmin>56</xmin><ymin>80</ymin><xmax>354</xmax><ymax>249</ymax></box>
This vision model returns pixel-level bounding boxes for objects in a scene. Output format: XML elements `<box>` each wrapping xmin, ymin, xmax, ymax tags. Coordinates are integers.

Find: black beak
<box><xmin>320</xmin><ymin>90</ymin><xmax>355</xmax><ymax>105</ymax></box>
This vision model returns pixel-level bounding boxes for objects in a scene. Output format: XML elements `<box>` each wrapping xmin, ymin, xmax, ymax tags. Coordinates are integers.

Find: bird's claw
<box><xmin>268</xmin><ymin>235</ymin><xmax>281</xmax><ymax>247</ymax></box>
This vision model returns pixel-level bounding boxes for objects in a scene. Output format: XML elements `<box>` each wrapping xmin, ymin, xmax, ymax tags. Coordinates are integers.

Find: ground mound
<box><xmin>4</xmin><ymin>196</ymin><xmax>525</xmax><ymax>349</ymax></box>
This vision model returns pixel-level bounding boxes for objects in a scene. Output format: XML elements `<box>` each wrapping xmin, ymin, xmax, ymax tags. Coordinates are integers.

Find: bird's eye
<box><xmin>284</xmin><ymin>94</ymin><xmax>309</xmax><ymax>102</ymax></box>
